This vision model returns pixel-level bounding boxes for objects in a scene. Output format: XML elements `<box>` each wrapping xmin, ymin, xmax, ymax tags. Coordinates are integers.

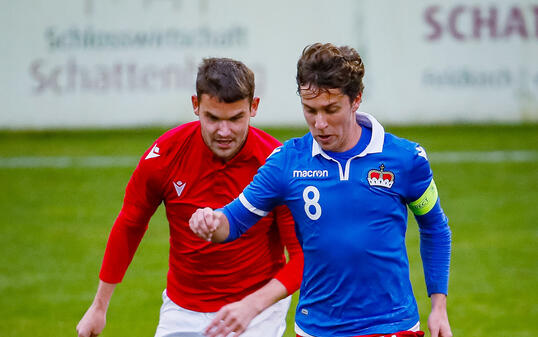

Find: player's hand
<box><xmin>76</xmin><ymin>304</ymin><xmax>106</xmax><ymax>337</ymax></box>
<box><xmin>428</xmin><ymin>294</ymin><xmax>452</xmax><ymax>337</ymax></box>
<box><xmin>189</xmin><ymin>207</ymin><xmax>220</xmax><ymax>241</ymax></box>
<box><xmin>204</xmin><ymin>299</ymin><xmax>257</xmax><ymax>337</ymax></box>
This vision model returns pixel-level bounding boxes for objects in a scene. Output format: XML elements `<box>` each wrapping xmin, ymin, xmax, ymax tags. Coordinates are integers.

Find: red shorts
<box><xmin>297</xmin><ymin>331</ymin><xmax>424</xmax><ymax>337</ymax></box>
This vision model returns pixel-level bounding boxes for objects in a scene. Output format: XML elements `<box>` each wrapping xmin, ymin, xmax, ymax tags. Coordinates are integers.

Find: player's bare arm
<box><xmin>76</xmin><ymin>281</ymin><xmax>116</xmax><ymax>337</ymax></box>
<box><xmin>204</xmin><ymin>279</ymin><xmax>288</xmax><ymax>337</ymax></box>
<box><xmin>189</xmin><ymin>207</ymin><xmax>229</xmax><ymax>242</ymax></box>
<box><xmin>203</xmin><ymin>204</ymin><xmax>302</xmax><ymax>337</ymax></box>
<box><xmin>428</xmin><ymin>293</ymin><xmax>452</xmax><ymax>337</ymax></box>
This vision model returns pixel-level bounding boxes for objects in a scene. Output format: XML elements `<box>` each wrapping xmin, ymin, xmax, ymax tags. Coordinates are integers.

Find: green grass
<box><xmin>0</xmin><ymin>124</ymin><xmax>537</xmax><ymax>336</ymax></box>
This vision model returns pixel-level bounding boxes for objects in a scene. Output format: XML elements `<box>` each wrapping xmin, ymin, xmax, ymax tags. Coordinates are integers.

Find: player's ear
<box><xmin>351</xmin><ymin>93</ymin><xmax>362</xmax><ymax>112</ymax></box>
<box><xmin>192</xmin><ymin>95</ymin><xmax>200</xmax><ymax>116</ymax></box>
<box><xmin>249</xmin><ymin>97</ymin><xmax>260</xmax><ymax>117</ymax></box>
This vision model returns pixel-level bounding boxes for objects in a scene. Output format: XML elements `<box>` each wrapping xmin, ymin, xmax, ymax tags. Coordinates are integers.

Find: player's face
<box><xmin>300</xmin><ymin>86</ymin><xmax>361</xmax><ymax>152</ymax></box>
<box><xmin>193</xmin><ymin>94</ymin><xmax>259</xmax><ymax>161</ymax></box>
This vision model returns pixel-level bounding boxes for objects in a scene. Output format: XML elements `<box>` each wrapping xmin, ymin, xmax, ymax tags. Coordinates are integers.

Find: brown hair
<box><xmin>196</xmin><ymin>58</ymin><xmax>255</xmax><ymax>103</ymax></box>
<box><xmin>296</xmin><ymin>43</ymin><xmax>365</xmax><ymax>101</ymax></box>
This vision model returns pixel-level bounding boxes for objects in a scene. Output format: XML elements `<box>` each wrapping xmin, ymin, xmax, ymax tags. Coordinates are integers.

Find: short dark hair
<box><xmin>296</xmin><ymin>43</ymin><xmax>365</xmax><ymax>101</ymax></box>
<box><xmin>196</xmin><ymin>58</ymin><xmax>255</xmax><ymax>104</ymax></box>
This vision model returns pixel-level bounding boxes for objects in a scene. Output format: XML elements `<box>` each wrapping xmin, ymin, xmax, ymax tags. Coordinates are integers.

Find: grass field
<box><xmin>0</xmin><ymin>123</ymin><xmax>537</xmax><ymax>336</ymax></box>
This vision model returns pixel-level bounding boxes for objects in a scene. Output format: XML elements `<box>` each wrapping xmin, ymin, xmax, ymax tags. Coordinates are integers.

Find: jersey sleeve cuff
<box><xmin>273</xmin><ymin>259</ymin><xmax>303</xmax><ymax>295</ymax></box>
<box><xmin>220</xmin><ymin>197</ymin><xmax>263</xmax><ymax>242</ymax></box>
<box><xmin>427</xmin><ymin>284</ymin><xmax>449</xmax><ymax>297</ymax></box>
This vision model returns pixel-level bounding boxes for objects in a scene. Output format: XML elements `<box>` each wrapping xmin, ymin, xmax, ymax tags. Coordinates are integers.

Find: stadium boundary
<box><xmin>0</xmin><ymin>151</ymin><xmax>537</xmax><ymax>168</ymax></box>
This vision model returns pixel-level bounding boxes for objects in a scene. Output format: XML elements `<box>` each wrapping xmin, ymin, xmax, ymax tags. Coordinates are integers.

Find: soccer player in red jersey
<box><xmin>76</xmin><ymin>58</ymin><xmax>303</xmax><ymax>337</ymax></box>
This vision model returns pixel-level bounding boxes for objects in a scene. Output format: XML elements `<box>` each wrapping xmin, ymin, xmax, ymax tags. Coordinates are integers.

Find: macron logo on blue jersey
<box><xmin>293</xmin><ymin>169</ymin><xmax>329</xmax><ymax>178</ymax></box>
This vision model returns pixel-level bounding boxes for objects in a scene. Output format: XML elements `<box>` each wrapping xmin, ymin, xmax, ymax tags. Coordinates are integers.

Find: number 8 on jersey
<box><xmin>303</xmin><ymin>186</ymin><xmax>321</xmax><ymax>220</ymax></box>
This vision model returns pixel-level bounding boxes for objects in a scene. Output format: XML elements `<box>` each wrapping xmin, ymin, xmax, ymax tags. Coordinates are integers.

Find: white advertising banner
<box><xmin>1</xmin><ymin>0</ymin><xmax>537</xmax><ymax>128</ymax></box>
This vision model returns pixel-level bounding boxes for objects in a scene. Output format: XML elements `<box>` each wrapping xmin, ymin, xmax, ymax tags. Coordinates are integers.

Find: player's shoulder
<box><xmin>383</xmin><ymin>131</ymin><xmax>430</xmax><ymax>165</ymax></box>
<box><xmin>247</xmin><ymin>126</ymin><xmax>284</xmax><ymax>161</ymax></box>
<box><xmin>156</xmin><ymin>121</ymin><xmax>200</xmax><ymax>145</ymax></box>
<box><xmin>257</xmin><ymin>133</ymin><xmax>309</xmax><ymax>171</ymax></box>
<box><xmin>265</xmin><ymin>132</ymin><xmax>310</xmax><ymax>160</ymax></box>
<box><xmin>140</xmin><ymin>121</ymin><xmax>200</xmax><ymax>164</ymax></box>
<box><xmin>280</xmin><ymin>132</ymin><xmax>311</xmax><ymax>152</ymax></box>
<box><xmin>249</xmin><ymin>126</ymin><xmax>282</xmax><ymax>147</ymax></box>
<box><xmin>271</xmin><ymin>133</ymin><xmax>311</xmax><ymax>160</ymax></box>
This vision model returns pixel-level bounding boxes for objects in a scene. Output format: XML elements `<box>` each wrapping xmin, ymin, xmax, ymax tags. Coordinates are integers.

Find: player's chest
<box><xmin>287</xmin><ymin>157</ymin><xmax>409</xmax><ymax>249</ymax></box>
<box><xmin>162</xmin><ymin>156</ymin><xmax>260</xmax><ymax>209</ymax></box>
<box><xmin>286</xmin><ymin>156</ymin><xmax>406</xmax><ymax>217</ymax></box>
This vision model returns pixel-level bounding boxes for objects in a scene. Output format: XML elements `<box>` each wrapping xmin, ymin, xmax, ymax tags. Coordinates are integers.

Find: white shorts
<box><xmin>154</xmin><ymin>289</ymin><xmax>292</xmax><ymax>337</ymax></box>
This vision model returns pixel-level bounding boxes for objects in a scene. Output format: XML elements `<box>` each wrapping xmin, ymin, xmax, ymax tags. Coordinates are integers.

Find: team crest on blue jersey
<box><xmin>367</xmin><ymin>164</ymin><xmax>394</xmax><ymax>188</ymax></box>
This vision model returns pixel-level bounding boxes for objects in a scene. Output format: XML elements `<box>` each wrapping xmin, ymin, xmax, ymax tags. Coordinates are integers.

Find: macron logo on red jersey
<box><xmin>173</xmin><ymin>181</ymin><xmax>186</xmax><ymax>197</ymax></box>
<box><xmin>145</xmin><ymin>144</ymin><xmax>160</xmax><ymax>159</ymax></box>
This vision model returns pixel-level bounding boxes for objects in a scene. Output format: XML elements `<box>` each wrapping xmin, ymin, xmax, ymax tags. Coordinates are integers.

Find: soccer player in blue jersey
<box><xmin>189</xmin><ymin>43</ymin><xmax>452</xmax><ymax>337</ymax></box>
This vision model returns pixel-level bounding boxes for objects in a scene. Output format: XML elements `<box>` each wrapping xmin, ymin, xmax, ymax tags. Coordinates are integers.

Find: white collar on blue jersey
<box><xmin>311</xmin><ymin>111</ymin><xmax>385</xmax><ymax>158</ymax></box>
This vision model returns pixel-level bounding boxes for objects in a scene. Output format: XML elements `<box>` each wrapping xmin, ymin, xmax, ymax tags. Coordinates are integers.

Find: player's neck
<box><xmin>340</xmin><ymin>123</ymin><xmax>362</xmax><ymax>152</ymax></box>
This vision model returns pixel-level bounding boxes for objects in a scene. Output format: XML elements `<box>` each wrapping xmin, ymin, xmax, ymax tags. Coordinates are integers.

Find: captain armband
<box><xmin>408</xmin><ymin>179</ymin><xmax>439</xmax><ymax>216</ymax></box>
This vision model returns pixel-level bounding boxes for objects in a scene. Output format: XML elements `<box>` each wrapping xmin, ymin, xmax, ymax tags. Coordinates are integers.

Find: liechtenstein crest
<box><xmin>367</xmin><ymin>164</ymin><xmax>394</xmax><ymax>188</ymax></box>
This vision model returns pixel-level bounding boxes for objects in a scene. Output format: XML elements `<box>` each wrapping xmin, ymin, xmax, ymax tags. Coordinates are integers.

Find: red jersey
<box><xmin>99</xmin><ymin>121</ymin><xmax>303</xmax><ymax>312</ymax></box>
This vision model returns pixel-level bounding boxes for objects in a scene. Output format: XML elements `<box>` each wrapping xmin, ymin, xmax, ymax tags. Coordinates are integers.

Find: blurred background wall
<box><xmin>2</xmin><ymin>0</ymin><xmax>537</xmax><ymax>128</ymax></box>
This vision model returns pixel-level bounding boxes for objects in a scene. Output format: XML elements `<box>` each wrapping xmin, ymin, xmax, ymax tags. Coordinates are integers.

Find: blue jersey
<box><xmin>222</xmin><ymin>112</ymin><xmax>451</xmax><ymax>336</ymax></box>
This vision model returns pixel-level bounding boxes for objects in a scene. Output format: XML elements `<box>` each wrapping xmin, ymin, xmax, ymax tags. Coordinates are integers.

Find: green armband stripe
<box><xmin>409</xmin><ymin>179</ymin><xmax>438</xmax><ymax>216</ymax></box>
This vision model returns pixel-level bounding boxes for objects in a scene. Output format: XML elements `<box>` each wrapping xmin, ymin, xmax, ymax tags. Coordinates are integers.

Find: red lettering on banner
<box><xmin>30</xmin><ymin>59</ymin><xmax>62</xmax><ymax>94</ymax></box>
<box><xmin>448</xmin><ymin>5</ymin><xmax>466</xmax><ymax>40</ymax></box>
<box><xmin>424</xmin><ymin>6</ymin><xmax>442</xmax><ymax>40</ymax></box>
<box><xmin>29</xmin><ymin>57</ymin><xmax>197</xmax><ymax>95</ymax></box>
<box><xmin>425</xmin><ymin>5</ymin><xmax>538</xmax><ymax>41</ymax></box>
<box><xmin>28</xmin><ymin>57</ymin><xmax>269</xmax><ymax>97</ymax></box>
<box><xmin>472</xmin><ymin>6</ymin><xmax>498</xmax><ymax>38</ymax></box>
<box><xmin>503</xmin><ymin>6</ymin><xmax>528</xmax><ymax>38</ymax></box>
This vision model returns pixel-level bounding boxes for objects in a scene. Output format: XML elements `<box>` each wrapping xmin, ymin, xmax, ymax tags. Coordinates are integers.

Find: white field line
<box><xmin>428</xmin><ymin>150</ymin><xmax>538</xmax><ymax>163</ymax></box>
<box><xmin>0</xmin><ymin>155</ymin><xmax>139</xmax><ymax>168</ymax></box>
<box><xmin>0</xmin><ymin>151</ymin><xmax>536</xmax><ymax>168</ymax></box>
